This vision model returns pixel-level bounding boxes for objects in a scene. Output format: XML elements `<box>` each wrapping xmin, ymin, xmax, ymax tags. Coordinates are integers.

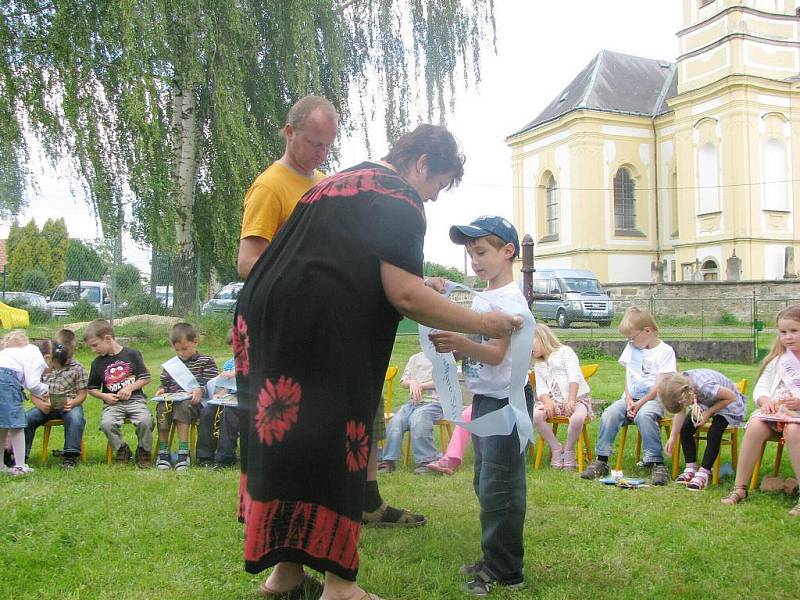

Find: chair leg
<box><xmin>671</xmin><ymin>437</ymin><xmax>681</xmax><ymax>480</ymax></box>
<box><xmin>533</xmin><ymin>436</ymin><xmax>544</xmax><ymax>470</ymax></box>
<box><xmin>582</xmin><ymin>424</ymin><xmax>593</xmax><ymax>462</ymax></box>
<box><xmin>190</xmin><ymin>422</ymin><xmax>198</xmax><ymax>461</ymax></box>
<box><xmin>750</xmin><ymin>441</ymin><xmax>767</xmax><ymax>491</ymax></box>
<box><xmin>41</xmin><ymin>424</ymin><xmax>52</xmax><ymax>464</ymax></box>
<box><xmin>106</xmin><ymin>443</ymin><xmax>113</xmax><ymax>465</ymax></box>
<box><xmin>577</xmin><ymin>436</ymin><xmax>584</xmax><ymax>473</ymax></box>
<box><xmin>402</xmin><ymin>433</ymin><xmax>410</xmax><ymax>466</ymax></box>
<box><xmin>731</xmin><ymin>429</ymin><xmax>739</xmax><ymax>470</ymax></box>
<box><xmin>615</xmin><ymin>425</ymin><xmax>628</xmax><ymax>471</ymax></box>
<box><xmin>773</xmin><ymin>442</ymin><xmax>784</xmax><ymax>477</ymax></box>
<box><xmin>712</xmin><ymin>453</ymin><xmax>721</xmax><ymax>486</ymax></box>
<box><xmin>80</xmin><ymin>438</ymin><xmax>87</xmax><ymax>464</ymax></box>
<box><xmin>635</xmin><ymin>431</ymin><xmax>642</xmax><ymax>463</ymax></box>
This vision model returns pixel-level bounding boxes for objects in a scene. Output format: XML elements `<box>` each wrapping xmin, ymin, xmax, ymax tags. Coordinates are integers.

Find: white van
<box><xmin>530</xmin><ymin>269</ymin><xmax>613</xmax><ymax>328</ymax></box>
<box><xmin>48</xmin><ymin>281</ymin><xmax>111</xmax><ymax>318</ymax></box>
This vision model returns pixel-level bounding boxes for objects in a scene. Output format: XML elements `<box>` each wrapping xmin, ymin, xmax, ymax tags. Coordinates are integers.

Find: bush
<box><xmin>119</xmin><ymin>292</ymin><xmax>168</xmax><ymax>317</ymax></box>
<box><xmin>68</xmin><ymin>299</ymin><xmax>99</xmax><ymax>321</ymax></box>
<box><xmin>577</xmin><ymin>345</ymin><xmax>608</xmax><ymax>361</ymax></box>
<box><xmin>198</xmin><ymin>313</ymin><xmax>235</xmax><ymax>341</ymax></box>
<box><xmin>717</xmin><ymin>311</ymin><xmax>738</xmax><ymax>325</ymax></box>
<box><xmin>21</xmin><ymin>269</ymin><xmax>50</xmax><ymax>295</ymax></box>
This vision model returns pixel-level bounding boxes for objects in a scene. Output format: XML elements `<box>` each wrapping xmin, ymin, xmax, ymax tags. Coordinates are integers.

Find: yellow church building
<box><xmin>508</xmin><ymin>0</ymin><xmax>800</xmax><ymax>283</ymax></box>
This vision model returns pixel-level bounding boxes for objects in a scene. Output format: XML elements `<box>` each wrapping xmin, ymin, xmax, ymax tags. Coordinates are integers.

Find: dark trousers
<box><xmin>471</xmin><ymin>387</ymin><xmax>532</xmax><ymax>583</ymax></box>
<box><xmin>197</xmin><ymin>404</ymin><xmax>240</xmax><ymax>464</ymax></box>
<box><xmin>680</xmin><ymin>413</ymin><xmax>728</xmax><ymax>471</ymax></box>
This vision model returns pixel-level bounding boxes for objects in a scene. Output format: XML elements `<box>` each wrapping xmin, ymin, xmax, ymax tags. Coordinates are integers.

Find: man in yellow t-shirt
<box><xmin>236</xmin><ymin>95</ymin><xmax>339</xmax><ymax>278</ymax></box>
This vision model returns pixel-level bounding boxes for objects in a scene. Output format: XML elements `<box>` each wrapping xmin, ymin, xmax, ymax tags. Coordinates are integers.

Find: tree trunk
<box><xmin>170</xmin><ymin>79</ymin><xmax>199</xmax><ymax>314</ymax></box>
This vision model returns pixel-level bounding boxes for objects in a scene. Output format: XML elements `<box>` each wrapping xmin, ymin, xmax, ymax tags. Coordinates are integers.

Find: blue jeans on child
<box><xmin>24</xmin><ymin>405</ymin><xmax>86</xmax><ymax>458</ymax></box>
<box><xmin>594</xmin><ymin>396</ymin><xmax>664</xmax><ymax>463</ymax></box>
<box><xmin>381</xmin><ymin>401</ymin><xmax>444</xmax><ymax>465</ymax></box>
<box><xmin>471</xmin><ymin>389</ymin><xmax>532</xmax><ymax>584</ymax></box>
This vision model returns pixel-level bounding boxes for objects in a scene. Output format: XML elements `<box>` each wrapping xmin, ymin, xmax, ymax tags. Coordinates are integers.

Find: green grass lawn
<box><xmin>2</xmin><ymin>334</ymin><xmax>800</xmax><ymax>599</ymax></box>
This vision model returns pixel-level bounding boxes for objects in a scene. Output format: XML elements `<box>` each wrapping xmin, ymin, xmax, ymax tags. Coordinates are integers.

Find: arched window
<box><xmin>698</xmin><ymin>143</ymin><xmax>720</xmax><ymax>214</ymax></box>
<box><xmin>764</xmin><ymin>138</ymin><xmax>789</xmax><ymax>211</ymax></box>
<box><xmin>701</xmin><ymin>258</ymin><xmax>719</xmax><ymax>281</ymax></box>
<box><xmin>546</xmin><ymin>175</ymin><xmax>559</xmax><ymax>237</ymax></box>
<box><xmin>614</xmin><ymin>168</ymin><xmax>636</xmax><ymax>232</ymax></box>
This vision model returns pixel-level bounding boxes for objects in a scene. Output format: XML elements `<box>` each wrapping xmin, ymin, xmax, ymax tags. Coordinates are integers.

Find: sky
<box><xmin>2</xmin><ymin>1</ymin><xmax>682</xmax><ymax>277</ymax></box>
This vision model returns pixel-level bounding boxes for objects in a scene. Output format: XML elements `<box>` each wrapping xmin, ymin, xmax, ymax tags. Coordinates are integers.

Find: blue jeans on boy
<box><xmin>24</xmin><ymin>405</ymin><xmax>86</xmax><ymax>458</ymax></box>
<box><xmin>471</xmin><ymin>388</ymin><xmax>533</xmax><ymax>584</ymax></box>
<box><xmin>381</xmin><ymin>401</ymin><xmax>444</xmax><ymax>465</ymax></box>
<box><xmin>595</xmin><ymin>396</ymin><xmax>664</xmax><ymax>463</ymax></box>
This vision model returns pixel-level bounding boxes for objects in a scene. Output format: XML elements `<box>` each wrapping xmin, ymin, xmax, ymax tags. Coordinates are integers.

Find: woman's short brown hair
<box><xmin>383</xmin><ymin>124</ymin><xmax>465</xmax><ymax>188</ymax></box>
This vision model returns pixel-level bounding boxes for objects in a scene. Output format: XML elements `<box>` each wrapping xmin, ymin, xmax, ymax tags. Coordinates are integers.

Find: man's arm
<box><xmin>237</xmin><ymin>236</ymin><xmax>269</xmax><ymax>279</ymax></box>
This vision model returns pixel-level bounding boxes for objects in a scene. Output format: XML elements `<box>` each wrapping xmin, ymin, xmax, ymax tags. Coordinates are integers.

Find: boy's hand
<box><xmin>409</xmin><ymin>380</ymin><xmax>423</xmax><ymax>404</ymax></box>
<box><xmin>32</xmin><ymin>395</ymin><xmax>51</xmax><ymax>414</ymax></box>
<box><xmin>429</xmin><ymin>331</ymin><xmax>466</xmax><ymax>354</ymax></box>
<box><xmin>116</xmin><ymin>386</ymin><xmax>132</xmax><ymax>401</ymax></box>
<box><xmin>104</xmin><ymin>393</ymin><xmax>119</xmax><ymax>405</ymax></box>
<box><xmin>627</xmin><ymin>399</ymin><xmax>642</xmax><ymax>419</ymax></box>
<box><xmin>220</xmin><ymin>370</ymin><xmax>235</xmax><ymax>380</ymax></box>
<box><xmin>190</xmin><ymin>388</ymin><xmax>203</xmax><ymax>405</ymax></box>
<box><xmin>63</xmin><ymin>397</ymin><xmax>76</xmax><ymax>412</ymax></box>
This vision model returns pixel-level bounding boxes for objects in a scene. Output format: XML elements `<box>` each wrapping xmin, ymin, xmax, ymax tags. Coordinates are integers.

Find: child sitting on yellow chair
<box><xmin>532</xmin><ymin>324</ymin><xmax>593</xmax><ymax>470</ymax></box>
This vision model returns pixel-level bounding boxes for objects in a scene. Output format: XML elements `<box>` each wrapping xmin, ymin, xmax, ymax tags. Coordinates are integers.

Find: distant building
<box><xmin>508</xmin><ymin>0</ymin><xmax>800</xmax><ymax>283</ymax></box>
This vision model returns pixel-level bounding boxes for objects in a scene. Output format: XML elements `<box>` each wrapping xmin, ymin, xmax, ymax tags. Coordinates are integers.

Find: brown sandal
<box><xmin>789</xmin><ymin>502</ymin><xmax>800</xmax><ymax>517</ymax></box>
<box><xmin>259</xmin><ymin>573</ymin><xmax>322</xmax><ymax>599</ymax></box>
<box><xmin>361</xmin><ymin>501</ymin><xmax>426</xmax><ymax>528</ymax></box>
<box><xmin>720</xmin><ymin>485</ymin><xmax>748</xmax><ymax>505</ymax></box>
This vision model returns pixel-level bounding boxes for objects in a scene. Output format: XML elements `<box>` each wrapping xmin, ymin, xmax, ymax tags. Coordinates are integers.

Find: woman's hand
<box><xmin>478</xmin><ymin>312</ymin><xmax>524</xmax><ymax>339</ymax></box>
<box><xmin>423</xmin><ymin>277</ymin><xmax>448</xmax><ymax>293</ymax></box>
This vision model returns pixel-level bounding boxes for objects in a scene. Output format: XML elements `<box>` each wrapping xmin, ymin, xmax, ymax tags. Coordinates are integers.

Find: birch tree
<box><xmin>1</xmin><ymin>0</ymin><xmax>496</xmax><ymax>312</ymax></box>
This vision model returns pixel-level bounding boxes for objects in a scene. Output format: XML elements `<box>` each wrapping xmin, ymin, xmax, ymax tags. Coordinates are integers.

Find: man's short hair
<box><xmin>84</xmin><ymin>319</ymin><xmax>114</xmax><ymax>341</ymax></box>
<box><xmin>285</xmin><ymin>96</ymin><xmax>339</xmax><ymax>132</ymax></box>
<box><xmin>170</xmin><ymin>322</ymin><xmax>198</xmax><ymax>344</ymax></box>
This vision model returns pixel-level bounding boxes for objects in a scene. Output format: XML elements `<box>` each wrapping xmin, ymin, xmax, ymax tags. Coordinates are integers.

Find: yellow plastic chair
<box><xmin>402</xmin><ymin>418</ymin><xmax>453</xmax><ymax>466</ymax></box>
<box><xmin>669</xmin><ymin>378</ymin><xmax>747</xmax><ymax>485</ymax></box>
<box><xmin>40</xmin><ymin>419</ymin><xmax>87</xmax><ymax>464</ymax></box>
<box><xmin>532</xmin><ymin>363</ymin><xmax>599</xmax><ymax>473</ymax></box>
<box><xmin>383</xmin><ymin>366</ymin><xmax>399</xmax><ymax>420</ymax></box>
<box><xmin>750</xmin><ymin>432</ymin><xmax>786</xmax><ymax>491</ymax></box>
<box><xmin>151</xmin><ymin>419</ymin><xmax>200</xmax><ymax>461</ymax></box>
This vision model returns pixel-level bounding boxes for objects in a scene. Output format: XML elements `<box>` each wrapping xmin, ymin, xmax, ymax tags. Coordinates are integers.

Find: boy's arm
<box><xmin>428</xmin><ymin>332</ymin><xmax>509</xmax><ymax>366</ymax></box>
<box><xmin>87</xmin><ymin>360</ymin><xmax>117</xmax><ymax>405</ymax></box>
<box><xmin>631</xmin><ymin>372</ymin><xmax>672</xmax><ymax>413</ymax></box>
<box><xmin>117</xmin><ymin>349</ymin><xmax>151</xmax><ymax>400</ymax></box>
<box><xmin>88</xmin><ymin>388</ymin><xmax>118</xmax><ymax>405</ymax></box>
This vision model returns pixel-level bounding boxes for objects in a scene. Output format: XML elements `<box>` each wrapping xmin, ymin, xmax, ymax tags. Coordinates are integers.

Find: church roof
<box><xmin>508</xmin><ymin>50</ymin><xmax>678</xmax><ymax>139</ymax></box>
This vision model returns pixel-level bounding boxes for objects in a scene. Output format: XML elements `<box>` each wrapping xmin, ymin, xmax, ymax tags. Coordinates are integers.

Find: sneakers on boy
<box><xmin>461</xmin><ymin>565</ymin><xmax>524</xmax><ymax>597</ymax></box>
<box><xmin>650</xmin><ymin>463</ymin><xmax>670</xmax><ymax>486</ymax></box>
<box><xmin>580</xmin><ymin>459</ymin><xmax>609</xmax><ymax>480</ymax></box>
<box><xmin>175</xmin><ymin>452</ymin><xmax>191</xmax><ymax>472</ymax></box>
<box><xmin>114</xmin><ymin>444</ymin><xmax>132</xmax><ymax>464</ymax></box>
<box><xmin>377</xmin><ymin>460</ymin><xmax>395</xmax><ymax>473</ymax></box>
<box><xmin>62</xmin><ymin>455</ymin><xmax>77</xmax><ymax>470</ymax></box>
<box><xmin>156</xmin><ymin>453</ymin><xmax>172</xmax><ymax>470</ymax></box>
<box><xmin>136</xmin><ymin>447</ymin><xmax>153</xmax><ymax>468</ymax></box>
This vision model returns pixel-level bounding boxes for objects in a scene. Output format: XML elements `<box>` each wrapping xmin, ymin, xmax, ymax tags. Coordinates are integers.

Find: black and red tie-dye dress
<box><xmin>234</xmin><ymin>162</ymin><xmax>426</xmax><ymax>581</ymax></box>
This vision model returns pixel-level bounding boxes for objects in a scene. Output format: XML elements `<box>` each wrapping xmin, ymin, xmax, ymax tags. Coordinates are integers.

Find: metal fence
<box><xmin>0</xmin><ymin>238</ymin><xmax>236</xmax><ymax>328</ymax></box>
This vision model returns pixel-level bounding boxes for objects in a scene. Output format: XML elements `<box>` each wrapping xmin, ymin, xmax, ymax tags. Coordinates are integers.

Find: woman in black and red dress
<box><xmin>234</xmin><ymin>124</ymin><xmax>522</xmax><ymax>600</ymax></box>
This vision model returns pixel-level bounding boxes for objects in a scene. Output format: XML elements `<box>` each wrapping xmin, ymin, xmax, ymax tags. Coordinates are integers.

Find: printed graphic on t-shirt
<box><xmin>462</xmin><ymin>333</ymin><xmax>484</xmax><ymax>379</ymax></box>
<box><xmin>104</xmin><ymin>360</ymin><xmax>136</xmax><ymax>393</ymax></box>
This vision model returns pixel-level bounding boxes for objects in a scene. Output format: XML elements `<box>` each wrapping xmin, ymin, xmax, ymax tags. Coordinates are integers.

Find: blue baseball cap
<box><xmin>449</xmin><ymin>215</ymin><xmax>520</xmax><ymax>257</ymax></box>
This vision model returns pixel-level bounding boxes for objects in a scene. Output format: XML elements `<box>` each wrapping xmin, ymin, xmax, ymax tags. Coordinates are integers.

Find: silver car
<box><xmin>201</xmin><ymin>282</ymin><xmax>244</xmax><ymax>315</ymax></box>
<box><xmin>1</xmin><ymin>291</ymin><xmax>53</xmax><ymax>318</ymax></box>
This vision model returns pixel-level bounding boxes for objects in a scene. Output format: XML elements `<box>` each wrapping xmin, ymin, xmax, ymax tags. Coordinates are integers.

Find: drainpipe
<box><xmin>652</xmin><ymin>120</ymin><xmax>662</xmax><ymax>279</ymax></box>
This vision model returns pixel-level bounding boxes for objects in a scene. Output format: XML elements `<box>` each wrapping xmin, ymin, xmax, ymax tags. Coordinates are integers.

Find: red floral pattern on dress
<box><xmin>233</xmin><ymin>315</ymin><xmax>250</xmax><ymax>376</ymax></box>
<box><xmin>255</xmin><ymin>376</ymin><xmax>302</xmax><ymax>446</ymax></box>
<box><xmin>345</xmin><ymin>420</ymin><xmax>369</xmax><ymax>472</ymax></box>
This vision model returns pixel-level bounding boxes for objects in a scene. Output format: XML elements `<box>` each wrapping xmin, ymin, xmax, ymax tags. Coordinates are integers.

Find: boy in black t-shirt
<box><xmin>85</xmin><ymin>319</ymin><xmax>154</xmax><ymax>466</ymax></box>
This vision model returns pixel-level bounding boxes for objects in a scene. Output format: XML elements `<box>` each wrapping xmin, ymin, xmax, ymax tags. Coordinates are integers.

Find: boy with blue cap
<box><xmin>429</xmin><ymin>215</ymin><xmax>533</xmax><ymax>596</ymax></box>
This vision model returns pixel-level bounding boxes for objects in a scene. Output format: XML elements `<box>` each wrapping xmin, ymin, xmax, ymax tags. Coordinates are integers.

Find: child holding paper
<box><xmin>429</xmin><ymin>216</ymin><xmax>532</xmax><ymax>596</ymax></box>
<box><xmin>200</xmin><ymin>326</ymin><xmax>240</xmax><ymax>467</ymax></box>
<box><xmin>85</xmin><ymin>319</ymin><xmax>154</xmax><ymax>467</ymax></box>
<box><xmin>580</xmin><ymin>307</ymin><xmax>676</xmax><ymax>485</ymax></box>
<box><xmin>154</xmin><ymin>322</ymin><xmax>218</xmax><ymax>471</ymax></box>
<box><xmin>722</xmin><ymin>305</ymin><xmax>800</xmax><ymax>514</ymax></box>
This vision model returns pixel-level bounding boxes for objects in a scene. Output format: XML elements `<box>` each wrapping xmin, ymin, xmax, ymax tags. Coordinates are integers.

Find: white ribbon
<box><xmin>162</xmin><ymin>356</ymin><xmax>201</xmax><ymax>393</ymax></box>
<box><xmin>418</xmin><ymin>281</ymin><xmax>535</xmax><ymax>453</ymax></box>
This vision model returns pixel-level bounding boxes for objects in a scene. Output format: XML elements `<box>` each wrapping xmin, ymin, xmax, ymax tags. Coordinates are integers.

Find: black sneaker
<box><xmin>135</xmin><ymin>447</ymin><xmax>153</xmax><ymax>468</ymax></box>
<box><xmin>462</xmin><ymin>566</ymin><xmax>524</xmax><ymax>597</ymax></box>
<box><xmin>459</xmin><ymin>560</ymin><xmax>485</xmax><ymax>577</ymax></box>
<box><xmin>61</xmin><ymin>455</ymin><xmax>77</xmax><ymax>470</ymax></box>
<box><xmin>580</xmin><ymin>459</ymin><xmax>609</xmax><ymax>480</ymax></box>
<box><xmin>175</xmin><ymin>452</ymin><xmax>191</xmax><ymax>472</ymax></box>
<box><xmin>114</xmin><ymin>444</ymin><xmax>132</xmax><ymax>464</ymax></box>
<box><xmin>156</xmin><ymin>453</ymin><xmax>172</xmax><ymax>470</ymax></box>
<box><xmin>651</xmin><ymin>464</ymin><xmax>670</xmax><ymax>486</ymax></box>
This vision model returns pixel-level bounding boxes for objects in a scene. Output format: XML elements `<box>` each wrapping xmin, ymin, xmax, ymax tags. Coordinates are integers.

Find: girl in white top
<box><xmin>0</xmin><ymin>329</ymin><xmax>49</xmax><ymax>475</ymax></box>
<box><xmin>532</xmin><ymin>324</ymin><xmax>593</xmax><ymax>470</ymax></box>
<box><xmin>722</xmin><ymin>305</ymin><xmax>800</xmax><ymax>514</ymax></box>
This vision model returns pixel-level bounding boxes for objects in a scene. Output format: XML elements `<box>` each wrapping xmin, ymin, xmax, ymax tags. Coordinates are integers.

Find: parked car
<box><xmin>48</xmin><ymin>281</ymin><xmax>111</xmax><ymax>318</ymax></box>
<box><xmin>201</xmin><ymin>282</ymin><xmax>244</xmax><ymax>315</ymax></box>
<box><xmin>155</xmin><ymin>285</ymin><xmax>174</xmax><ymax>310</ymax></box>
<box><xmin>1</xmin><ymin>291</ymin><xmax>53</xmax><ymax>318</ymax></box>
<box><xmin>529</xmin><ymin>269</ymin><xmax>614</xmax><ymax>328</ymax></box>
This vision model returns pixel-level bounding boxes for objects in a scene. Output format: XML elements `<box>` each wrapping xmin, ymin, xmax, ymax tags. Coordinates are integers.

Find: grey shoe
<box><xmin>461</xmin><ymin>566</ymin><xmax>524</xmax><ymax>597</ymax></box>
<box><xmin>580</xmin><ymin>459</ymin><xmax>609</xmax><ymax>480</ymax></box>
<box><xmin>156</xmin><ymin>453</ymin><xmax>172</xmax><ymax>470</ymax></box>
<box><xmin>414</xmin><ymin>463</ymin><xmax>434</xmax><ymax>475</ymax></box>
<box><xmin>174</xmin><ymin>452</ymin><xmax>190</xmax><ymax>472</ymax></box>
<box><xmin>459</xmin><ymin>561</ymin><xmax>485</xmax><ymax>577</ymax></box>
<box><xmin>651</xmin><ymin>463</ymin><xmax>670</xmax><ymax>486</ymax></box>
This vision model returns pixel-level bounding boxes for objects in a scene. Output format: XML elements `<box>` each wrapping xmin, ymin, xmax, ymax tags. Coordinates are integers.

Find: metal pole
<box><xmin>110</xmin><ymin>231</ymin><xmax>119</xmax><ymax>327</ymax></box>
<box><xmin>521</xmin><ymin>234</ymin><xmax>535</xmax><ymax>305</ymax></box>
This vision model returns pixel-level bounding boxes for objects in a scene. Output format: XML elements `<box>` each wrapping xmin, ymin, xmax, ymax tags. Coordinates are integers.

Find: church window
<box><xmin>763</xmin><ymin>138</ymin><xmax>789</xmax><ymax>211</ymax></box>
<box><xmin>697</xmin><ymin>143</ymin><xmax>720</xmax><ymax>214</ymax></box>
<box><xmin>614</xmin><ymin>168</ymin><xmax>636</xmax><ymax>232</ymax></box>
<box><xmin>546</xmin><ymin>175</ymin><xmax>559</xmax><ymax>237</ymax></box>
<box><xmin>701</xmin><ymin>258</ymin><xmax>719</xmax><ymax>281</ymax></box>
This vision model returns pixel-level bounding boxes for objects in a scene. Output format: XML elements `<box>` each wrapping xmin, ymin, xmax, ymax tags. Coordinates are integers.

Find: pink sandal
<box><xmin>675</xmin><ymin>468</ymin><xmax>696</xmax><ymax>484</ymax></box>
<box><xmin>686</xmin><ymin>470</ymin><xmax>709</xmax><ymax>491</ymax></box>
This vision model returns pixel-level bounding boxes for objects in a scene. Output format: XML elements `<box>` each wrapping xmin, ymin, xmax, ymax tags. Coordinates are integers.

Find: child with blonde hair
<box><xmin>581</xmin><ymin>307</ymin><xmax>676</xmax><ymax>485</ymax></box>
<box><xmin>532</xmin><ymin>324</ymin><xmax>593</xmax><ymax>470</ymax></box>
<box><xmin>0</xmin><ymin>329</ymin><xmax>49</xmax><ymax>475</ymax></box>
<box><xmin>722</xmin><ymin>305</ymin><xmax>800</xmax><ymax>513</ymax></box>
<box><xmin>660</xmin><ymin>370</ymin><xmax>745</xmax><ymax>490</ymax></box>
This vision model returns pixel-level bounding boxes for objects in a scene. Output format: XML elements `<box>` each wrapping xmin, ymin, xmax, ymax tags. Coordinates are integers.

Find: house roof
<box><xmin>508</xmin><ymin>50</ymin><xmax>678</xmax><ymax>139</ymax></box>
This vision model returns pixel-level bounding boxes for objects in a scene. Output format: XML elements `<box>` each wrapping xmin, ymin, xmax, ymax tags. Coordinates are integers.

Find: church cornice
<box><xmin>677</xmin><ymin>32</ymin><xmax>800</xmax><ymax>62</ymax></box>
<box><xmin>667</xmin><ymin>74</ymin><xmax>796</xmax><ymax>111</ymax></box>
<box><xmin>677</xmin><ymin>4</ymin><xmax>800</xmax><ymax>38</ymax></box>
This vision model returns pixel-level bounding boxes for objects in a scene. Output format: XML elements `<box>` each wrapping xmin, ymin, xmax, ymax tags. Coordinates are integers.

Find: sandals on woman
<box><xmin>720</xmin><ymin>485</ymin><xmax>748</xmax><ymax>505</ymax></box>
<box><xmin>789</xmin><ymin>502</ymin><xmax>800</xmax><ymax>517</ymax></box>
<box><xmin>259</xmin><ymin>573</ymin><xmax>322</xmax><ymax>599</ymax></box>
<box><xmin>362</xmin><ymin>501</ymin><xmax>426</xmax><ymax>528</ymax></box>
